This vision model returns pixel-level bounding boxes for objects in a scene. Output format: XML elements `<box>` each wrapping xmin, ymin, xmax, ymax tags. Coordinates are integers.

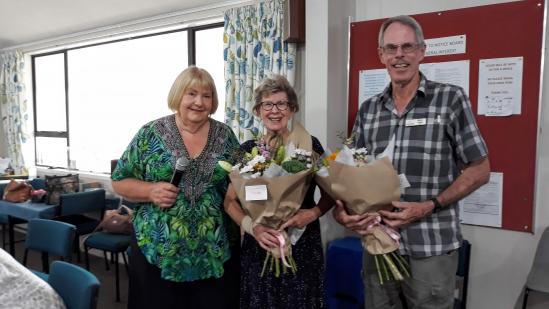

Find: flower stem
<box><xmin>391</xmin><ymin>251</ymin><xmax>410</xmax><ymax>277</ymax></box>
<box><xmin>261</xmin><ymin>253</ymin><xmax>271</xmax><ymax>277</ymax></box>
<box><xmin>374</xmin><ymin>255</ymin><xmax>384</xmax><ymax>285</ymax></box>
<box><xmin>382</xmin><ymin>254</ymin><xmax>403</xmax><ymax>281</ymax></box>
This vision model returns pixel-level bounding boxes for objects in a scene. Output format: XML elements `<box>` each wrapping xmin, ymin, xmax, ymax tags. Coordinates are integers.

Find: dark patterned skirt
<box><xmin>240</xmin><ymin>220</ymin><xmax>325</xmax><ymax>309</ymax></box>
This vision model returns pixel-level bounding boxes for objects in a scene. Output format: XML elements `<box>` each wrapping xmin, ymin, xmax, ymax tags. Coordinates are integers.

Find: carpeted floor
<box><xmin>4</xmin><ymin>229</ymin><xmax>128</xmax><ymax>309</ymax></box>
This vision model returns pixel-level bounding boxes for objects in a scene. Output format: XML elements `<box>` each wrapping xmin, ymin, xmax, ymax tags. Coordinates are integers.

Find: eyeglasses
<box><xmin>380</xmin><ymin>42</ymin><xmax>423</xmax><ymax>55</ymax></box>
<box><xmin>261</xmin><ymin>101</ymin><xmax>290</xmax><ymax>111</ymax></box>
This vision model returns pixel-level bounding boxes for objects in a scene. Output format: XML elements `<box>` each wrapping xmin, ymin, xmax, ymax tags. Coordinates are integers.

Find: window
<box><xmin>32</xmin><ymin>23</ymin><xmax>224</xmax><ymax>173</ymax></box>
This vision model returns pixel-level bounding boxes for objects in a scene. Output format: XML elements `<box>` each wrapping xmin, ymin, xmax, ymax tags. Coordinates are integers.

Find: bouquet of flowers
<box><xmin>220</xmin><ymin>123</ymin><xmax>316</xmax><ymax>277</ymax></box>
<box><xmin>316</xmin><ymin>140</ymin><xmax>409</xmax><ymax>283</ymax></box>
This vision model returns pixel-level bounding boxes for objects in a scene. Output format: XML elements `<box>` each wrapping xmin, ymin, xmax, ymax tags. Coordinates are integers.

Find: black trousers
<box><xmin>127</xmin><ymin>236</ymin><xmax>240</xmax><ymax>309</ymax></box>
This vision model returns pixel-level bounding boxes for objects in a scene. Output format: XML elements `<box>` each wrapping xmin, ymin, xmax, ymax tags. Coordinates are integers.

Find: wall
<box><xmin>304</xmin><ymin>0</ymin><xmax>548</xmax><ymax>308</ymax></box>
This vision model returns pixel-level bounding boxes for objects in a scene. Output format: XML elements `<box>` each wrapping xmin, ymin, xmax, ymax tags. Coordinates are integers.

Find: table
<box><xmin>0</xmin><ymin>200</ymin><xmax>58</xmax><ymax>255</ymax></box>
<box><xmin>0</xmin><ymin>197</ymin><xmax>120</xmax><ymax>256</ymax></box>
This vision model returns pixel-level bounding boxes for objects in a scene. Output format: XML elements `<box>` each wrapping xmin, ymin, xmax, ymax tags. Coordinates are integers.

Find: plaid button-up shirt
<box><xmin>352</xmin><ymin>73</ymin><xmax>488</xmax><ymax>257</ymax></box>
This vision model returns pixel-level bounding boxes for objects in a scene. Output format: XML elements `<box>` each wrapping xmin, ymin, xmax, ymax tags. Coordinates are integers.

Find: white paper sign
<box><xmin>425</xmin><ymin>35</ymin><xmax>466</xmax><ymax>57</ymax></box>
<box><xmin>419</xmin><ymin>60</ymin><xmax>470</xmax><ymax>94</ymax></box>
<box><xmin>358</xmin><ymin>60</ymin><xmax>470</xmax><ymax>106</ymax></box>
<box><xmin>358</xmin><ymin>69</ymin><xmax>391</xmax><ymax>104</ymax></box>
<box><xmin>478</xmin><ymin>57</ymin><xmax>523</xmax><ymax>116</ymax></box>
<box><xmin>245</xmin><ymin>185</ymin><xmax>268</xmax><ymax>201</ymax></box>
<box><xmin>460</xmin><ymin>172</ymin><xmax>503</xmax><ymax>227</ymax></box>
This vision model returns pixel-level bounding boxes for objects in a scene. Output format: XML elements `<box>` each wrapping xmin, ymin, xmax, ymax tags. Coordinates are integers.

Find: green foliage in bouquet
<box><xmin>281</xmin><ymin>160</ymin><xmax>307</xmax><ymax>173</ymax></box>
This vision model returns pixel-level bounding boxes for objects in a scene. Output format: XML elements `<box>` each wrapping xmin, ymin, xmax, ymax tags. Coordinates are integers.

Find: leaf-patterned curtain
<box><xmin>0</xmin><ymin>51</ymin><xmax>27</xmax><ymax>174</ymax></box>
<box><xmin>223</xmin><ymin>0</ymin><xmax>297</xmax><ymax>142</ymax></box>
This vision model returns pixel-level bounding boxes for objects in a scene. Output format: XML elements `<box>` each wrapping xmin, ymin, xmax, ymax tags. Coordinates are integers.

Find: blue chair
<box><xmin>325</xmin><ymin>237</ymin><xmax>364</xmax><ymax>309</ymax></box>
<box><xmin>55</xmin><ymin>189</ymin><xmax>106</xmax><ymax>262</ymax></box>
<box><xmin>84</xmin><ymin>201</ymin><xmax>134</xmax><ymax>302</ymax></box>
<box><xmin>84</xmin><ymin>232</ymin><xmax>130</xmax><ymax>302</ymax></box>
<box><xmin>48</xmin><ymin>260</ymin><xmax>100</xmax><ymax>309</ymax></box>
<box><xmin>23</xmin><ymin>218</ymin><xmax>76</xmax><ymax>277</ymax></box>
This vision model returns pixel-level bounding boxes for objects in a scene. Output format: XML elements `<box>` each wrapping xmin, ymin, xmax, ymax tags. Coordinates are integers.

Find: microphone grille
<box><xmin>175</xmin><ymin>157</ymin><xmax>189</xmax><ymax>171</ymax></box>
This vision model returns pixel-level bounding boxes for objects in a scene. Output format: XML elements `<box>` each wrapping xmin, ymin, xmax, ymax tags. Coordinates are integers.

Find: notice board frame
<box><xmin>347</xmin><ymin>0</ymin><xmax>545</xmax><ymax>233</ymax></box>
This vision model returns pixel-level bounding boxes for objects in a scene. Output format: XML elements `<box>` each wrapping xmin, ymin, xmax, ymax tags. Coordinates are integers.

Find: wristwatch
<box><xmin>430</xmin><ymin>197</ymin><xmax>444</xmax><ymax>213</ymax></box>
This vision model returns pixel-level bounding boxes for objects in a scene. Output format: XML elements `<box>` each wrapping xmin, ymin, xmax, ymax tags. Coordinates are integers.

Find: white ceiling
<box><xmin>0</xmin><ymin>0</ymin><xmax>228</xmax><ymax>50</ymax></box>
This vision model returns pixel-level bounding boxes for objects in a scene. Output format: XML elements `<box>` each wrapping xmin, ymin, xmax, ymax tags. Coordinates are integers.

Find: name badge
<box><xmin>245</xmin><ymin>185</ymin><xmax>268</xmax><ymax>201</ymax></box>
<box><xmin>405</xmin><ymin>118</ymin><xmax>427</xmax><ymax>127</ymax></box>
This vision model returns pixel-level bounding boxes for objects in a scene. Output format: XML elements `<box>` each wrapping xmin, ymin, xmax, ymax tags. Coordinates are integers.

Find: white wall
<box><xmin>305</xmin><ymin>0</ymin><xmax>549</xmax><ymax>308</ymax></box>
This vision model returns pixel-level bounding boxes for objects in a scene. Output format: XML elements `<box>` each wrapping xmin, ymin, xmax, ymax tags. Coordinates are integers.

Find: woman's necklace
<box><xmin>176</xmin><ymin>115</ymin><xmax>209</xmax><ymax>135</ymax></box>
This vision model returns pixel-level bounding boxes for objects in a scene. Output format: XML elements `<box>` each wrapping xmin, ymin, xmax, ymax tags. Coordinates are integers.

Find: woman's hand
<box><xmin>280</xmin><ymin>208</ymin><xmax>321</xmax><ymax>230</ymax></box>
<box><xmin>148</xmin><ymin>182</ymin><xmax>179</xmax><ymax>208</ymax></box>
<box><xmin>252</xmin><ymin>225</ymin><xmax>281</xmax><ymax>251</ymax></box>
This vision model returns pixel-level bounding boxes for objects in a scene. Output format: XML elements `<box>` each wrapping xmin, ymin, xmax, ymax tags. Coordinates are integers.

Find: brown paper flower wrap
<box><xmin>316</xmin><ymin>157</ymin><xmax>411</xmax><ymax>283</ymax></box>
<box><xmin>229</xmin><ymin>169</ymin><xmax>313</xmax><ymax>276</ymax></box>
<box><xmin>227</xmin><ymin>122</ymin><xmax>316</xmax><ymax>277</ymax></box>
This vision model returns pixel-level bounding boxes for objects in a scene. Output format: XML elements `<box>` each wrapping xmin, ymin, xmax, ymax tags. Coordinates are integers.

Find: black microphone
<box><xmin>170</xmin><ymin>157</ymin><xmax>189</xmax><ymax>186</ymax></box>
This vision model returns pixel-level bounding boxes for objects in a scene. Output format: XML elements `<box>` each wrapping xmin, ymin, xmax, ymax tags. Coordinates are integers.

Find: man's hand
<box><xmin>280</xmin><ymin>208</ymin><xmax>320</xmax><ymax>230</ymax></box>
<box><xmin>378</xmin><ymin>200</ymin><xmax>434</xmax><ymax>228</ymax></box>
<box><xmin>252</xmin><ymin>225</ymin><xmax>281</xmax><ymax>251</ymax></box>
<box><xmin>149</xmin><ymin>182</ymin><xmax>179</xmax><ymax>208</ymax></box>
<box><xmin>332</xmin><ymin>200</ymin><xmax>378</xmax><ymax>236</ymax></box>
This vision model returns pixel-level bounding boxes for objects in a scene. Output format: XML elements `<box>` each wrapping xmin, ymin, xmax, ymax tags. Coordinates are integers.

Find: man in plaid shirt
<box><xmin>333</xmin><ymin>15</ymin><xmax>490</xmax><ymax>309</ymax></box>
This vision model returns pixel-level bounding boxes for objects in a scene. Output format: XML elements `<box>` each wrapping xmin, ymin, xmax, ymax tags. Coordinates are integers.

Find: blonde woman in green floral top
<box><xmin>111</xmin><ymin>66</ymin><xmax>240</xmax><ymax>309</ymax></box>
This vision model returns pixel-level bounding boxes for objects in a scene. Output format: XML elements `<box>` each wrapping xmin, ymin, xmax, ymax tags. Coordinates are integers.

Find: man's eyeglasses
<box><xmin>261</xmin><ymin>101</ymin><xmax>290</xmax><ymax>111</ymax></box>
<box><xmin>380</xmin><ymin>42</ymin><xmax>423</xmax><ymax>55</ymax></box>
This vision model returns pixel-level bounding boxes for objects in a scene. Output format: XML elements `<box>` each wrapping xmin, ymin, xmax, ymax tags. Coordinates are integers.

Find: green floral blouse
<box><xmin>112</xmin><ymin>114</ymin><xmax>239</xmax><ymax>282</ymax></box>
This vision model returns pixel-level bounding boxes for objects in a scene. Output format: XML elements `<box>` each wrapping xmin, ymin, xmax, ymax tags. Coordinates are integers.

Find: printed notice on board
<box><xmin>460</xmin><ymin>172</ymin><xmax>503</xmax><ymax>227</ymax></box>
<box><xmin>358</xmin><ymin>60</ymin><xmax>470</xmax><ymax>106</ymax></box>
<box><xmin>425</xmin><ymin>35</ymin><xmax>466</xmax><ymax>57</ymax></box>
<box><xmin>478</xmin><ymin>57</ymin><xmax>523</xmax><ymax>116</ymax></box>
<box><xmin>358</xmin><ymin>69</ymin><xmax>391</xmax><ymax>105</ymax></box>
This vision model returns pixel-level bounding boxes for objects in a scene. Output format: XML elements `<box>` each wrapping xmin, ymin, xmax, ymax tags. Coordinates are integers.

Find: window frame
<box><xmin>31</xmin><ymin>22</ymin><xmax>224</xmax><ymax>172</ymax></box>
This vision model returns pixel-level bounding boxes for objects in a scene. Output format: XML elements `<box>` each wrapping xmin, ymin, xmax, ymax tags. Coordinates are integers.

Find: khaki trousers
<box><xmin>362</xmin><ymin>249</ymin><xmax>458</xmax><ymax>309</ymax></box>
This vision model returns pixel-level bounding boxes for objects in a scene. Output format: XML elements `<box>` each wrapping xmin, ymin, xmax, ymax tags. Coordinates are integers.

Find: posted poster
<box><xmin>478</xmin><ymin>57</ymin><xmax>523</xmax><ymax>116</ymax></box>
<box><xmin>460</xmin><ymin>172</ymin><xmax>503</xmax><ymax>227</ymax></box>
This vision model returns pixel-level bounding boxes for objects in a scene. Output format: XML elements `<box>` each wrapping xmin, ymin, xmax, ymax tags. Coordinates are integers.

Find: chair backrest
<box><xmin>530</xmin><ymin>226</ymin><xmax>549</xmax><ymax>268</ymax></box>
<box><xmin>525</xmin><ymin>226</ymin><xmax>549</xmax><ymax>295</ymax></box>
<box><xmin>26</xmin><ymin>219</ymin><xmax>76</xmax><ymax>260</ymax></box>
<box><xmin>455</xmin><ymin>239</ymin><xmax>472</xmax><ymax>309</ymax></box>
<box><xmin>48</xmin><ymin>261</ymin><xmax>100</xmax><ymax>309</ymax></box>
<box><xmin>29</xmin><ymin>178</ymin><xmax>46</xmax><ymax>190</ymax></box>
<box><xmin>58</xmin><ymin>189</ymin><xmax>106</xmax><ymax>216</ymax></box>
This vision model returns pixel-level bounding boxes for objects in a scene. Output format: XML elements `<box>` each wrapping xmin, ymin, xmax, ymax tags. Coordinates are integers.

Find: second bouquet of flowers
<box><xmin>316</xmin><ymin>139</ymin><xmax>410</xmax><ymax>283</ymax></box>
<box><xmin>223</xmin><ymin>123</ymin><xmax>316</xmax><ymax>277</ymax></box>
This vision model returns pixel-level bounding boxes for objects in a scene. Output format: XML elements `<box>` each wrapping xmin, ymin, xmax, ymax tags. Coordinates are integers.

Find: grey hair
<box><xmin>378</xmin><ymin>15</ymin><xmax>425</xmax><ymax>47</ymax></box>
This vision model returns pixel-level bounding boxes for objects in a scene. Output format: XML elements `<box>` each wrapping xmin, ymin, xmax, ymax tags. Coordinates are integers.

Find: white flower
<box><xmin>294</xmin><ymin>148</ymin><xmax>312</xmax><ymax>156</ymax></box>
<box><xmin>351</xmin><ymin>147</ymin><xmax>368</xmax><ymax>155</ymax></box>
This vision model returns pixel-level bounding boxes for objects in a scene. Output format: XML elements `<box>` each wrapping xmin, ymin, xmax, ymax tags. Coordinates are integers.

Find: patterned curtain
<box><xmin>223</xmin><ymin>0</ymin><xmax>297</xmax><ymax>142</ymax></box>
<box><xmin>0</xmin><ymin>51</ymin><xmax>28</xmax><ymax>174</ymax></box>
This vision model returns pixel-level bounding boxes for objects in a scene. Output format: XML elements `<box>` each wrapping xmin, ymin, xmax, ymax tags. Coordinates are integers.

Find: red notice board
<box><xmin>348</xmin><ymin>0</ymin><xmax>544</xmax><ymax>233</ymax></box>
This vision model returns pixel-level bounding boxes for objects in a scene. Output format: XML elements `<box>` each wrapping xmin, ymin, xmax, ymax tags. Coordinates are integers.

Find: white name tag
<box><xmin>245</xmin><ymin>185</ymin><xmax>268</xmax><ymax>201</ymax></box>
<box><xmin>405</xmin><ymin>118</ymin><xmax>427</xmax><ymax>126</ymax></box>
